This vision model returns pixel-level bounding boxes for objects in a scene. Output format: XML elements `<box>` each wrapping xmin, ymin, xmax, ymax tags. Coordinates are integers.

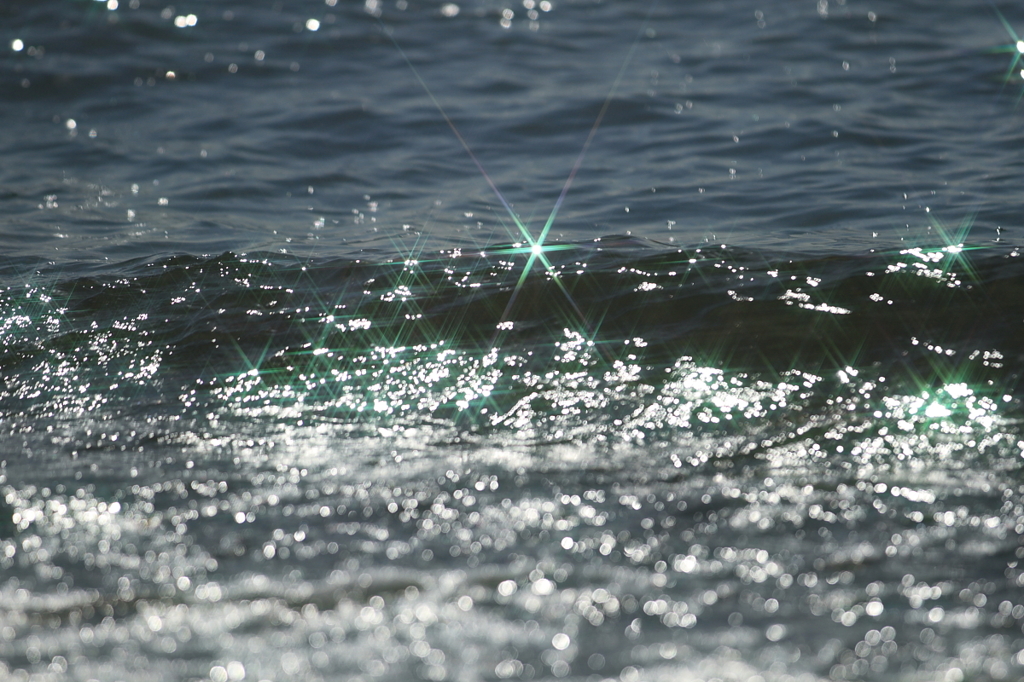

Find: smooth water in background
<box><xmin>3</xmin><ymin>1</ymin><xmax>1024</xmax><ymax>680</ymax></box>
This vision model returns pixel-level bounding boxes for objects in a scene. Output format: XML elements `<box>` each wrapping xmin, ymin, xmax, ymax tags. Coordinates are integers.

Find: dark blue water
<box><xmin>3</xmin><ymin>1</ymin><xmax>1024</xmax><ymax>680</ymax></box>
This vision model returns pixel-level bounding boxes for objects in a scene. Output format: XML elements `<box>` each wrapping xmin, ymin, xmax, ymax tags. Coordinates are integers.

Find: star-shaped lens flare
<box><xmin>378</xmin><ymin>7</ymin><xmax>655</xmax><ymax>353</ymax></box>
<box><xmin>989</xmin><ymin>3</ymin><xmax>1024</xmax><ymax>102</ymax></box>
<box><xmin>920</xmin><ymin>210</ymin><xmax>981</xmax><ymax>282</ymax></box>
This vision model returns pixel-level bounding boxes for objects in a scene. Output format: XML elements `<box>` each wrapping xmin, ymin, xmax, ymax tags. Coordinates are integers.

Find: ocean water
<box><xmin>2</xmin><ymin>0</ymin><xmax>1024</xmax><ymax>680</ymax></box>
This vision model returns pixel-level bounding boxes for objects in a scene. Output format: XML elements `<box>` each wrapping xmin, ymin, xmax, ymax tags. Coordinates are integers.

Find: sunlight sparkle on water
<box><xmin>991</xmin><ymin>7</ymin><xmax>1024</xmax><ymax>90</ymax></box>
<box><xmin>2</xmin><ymin>245</ymin><xmax>1024</xmax><ymax>680</ymax></box>
<box><xmin>924</xmin><ymin>402</ymin><xmax>952</xmax><ymax>419</ymax></box>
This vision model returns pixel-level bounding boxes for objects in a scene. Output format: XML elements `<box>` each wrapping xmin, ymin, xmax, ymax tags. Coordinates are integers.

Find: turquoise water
<box><xmin>2</xmin><ymin>1</ymin><xmax>1024</xmax><ymax>681</ymax></box>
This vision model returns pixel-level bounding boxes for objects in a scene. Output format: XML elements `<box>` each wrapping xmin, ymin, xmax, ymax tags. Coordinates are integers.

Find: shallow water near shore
<box><xmin>3</xmin><ymin>1</ymin><xmax>1024</xmax><ymax>681</ymax></box>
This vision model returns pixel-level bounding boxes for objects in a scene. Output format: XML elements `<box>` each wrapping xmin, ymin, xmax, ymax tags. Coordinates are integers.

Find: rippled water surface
<box><xmin>3</xmin><ymin>1</ymin><xmax>1024</xmax><ymax>681</ymax></box>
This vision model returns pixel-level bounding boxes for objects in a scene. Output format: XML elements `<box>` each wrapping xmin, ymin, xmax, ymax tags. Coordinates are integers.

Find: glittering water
<box><xmin>3</xmin><ymin>1</ymin><xmax>1024</xmax><ymax>681</ymax></box>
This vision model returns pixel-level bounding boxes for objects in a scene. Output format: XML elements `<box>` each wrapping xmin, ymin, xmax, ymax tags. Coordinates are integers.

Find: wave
<box><xmin>1</xmin><ymin>238</ymin><xmax>1020</xmax><ymax>461</ymax></box>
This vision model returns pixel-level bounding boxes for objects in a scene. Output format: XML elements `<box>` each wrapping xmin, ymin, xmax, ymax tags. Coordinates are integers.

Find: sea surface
<box><xmin>3</xmin><ymin>1</ymin><xmax>1024</xmax><ymax>680</ymax></box>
